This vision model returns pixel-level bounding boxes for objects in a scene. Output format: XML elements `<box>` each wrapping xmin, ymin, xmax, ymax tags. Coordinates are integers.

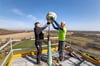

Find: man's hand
<box><xmin>47</xmin><ymin>22</ymin><xmax>51</xmax><ymax>24</ymax></box>
<box><xmin>50</xmin><ymin>17</ymin><xmax>55</xmax><ymax>22</ymax></box>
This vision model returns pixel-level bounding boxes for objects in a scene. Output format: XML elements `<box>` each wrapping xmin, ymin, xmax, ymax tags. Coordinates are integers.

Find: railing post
<box><xmin>69</xmin><ymin>32</ymin><xmax>72</xmax><ymax>47</ymax></box>
<box><xmin>10</xmin><ymin>38</ymin><xmax>13</xmax><ymax>55</ymax></box>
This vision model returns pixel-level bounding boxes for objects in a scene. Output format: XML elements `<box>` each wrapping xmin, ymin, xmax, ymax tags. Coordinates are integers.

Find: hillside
<box><xmin>0</xmin><ymin>28</ymin><xmax>32</xmax><ymax>35</ymax></box>
<box><xmin>0</xmin><ymin>29</ymin><xmax>14</xmax><ymax>35</ymax></box>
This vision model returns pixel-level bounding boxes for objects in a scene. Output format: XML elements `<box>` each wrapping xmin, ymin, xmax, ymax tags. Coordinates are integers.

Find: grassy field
<box><xmin>0</xmin><ymin>53</ymin><xmax>6</xmax><ymax>65</ymax></box>
<box><xmin>13</xmin><ymin>40</ymin><xmax>34</xmax><ymax>49</ymax></box>
<box><xmin>13</xmin><ymin>40</ymin><xmax>35</xmax><ymax>54</ymax></box>
<box><xmin>12</xmin><ymin>39</ymin><xmax>57</xmax><ymax>54</ymax></box>
<box><xmin>0</xmin><ymin>32</ymin><xmax>33</xmax><ymax>47</ymax></box>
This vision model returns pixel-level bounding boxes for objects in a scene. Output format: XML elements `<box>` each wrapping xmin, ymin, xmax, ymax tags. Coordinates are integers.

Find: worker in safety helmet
<box><xmin>52</xmin><ymin>18</ymin><xmax>67</xmax><ymax>61</ymax></box>
<box><xmin>34</xmin><ymin>22</ymin><xmax>50</xmax><ymax>64</ymax></box>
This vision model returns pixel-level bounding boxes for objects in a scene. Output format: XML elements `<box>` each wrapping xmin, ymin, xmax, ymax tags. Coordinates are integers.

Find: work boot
<box><xmin>59</xmin><ymin>56</ymin><xmax>64</xmax><ymax>61</ymax></box>
<box><xmin>39</xmin><ymin>62</ymin><xmax>44</xmax><ymax>66</ymax></box>
<box><xmin>36</xmin><ymin>61</ymin><xmax>40</xmax><ymax>64</ymax></box>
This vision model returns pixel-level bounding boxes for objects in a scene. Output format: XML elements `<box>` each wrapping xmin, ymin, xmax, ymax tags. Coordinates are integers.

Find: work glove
<box><xmin>50</xmin><ymin>17</ymin><xmax>55</xmax><ymax>22</ymax></box>
<box><xmin>47</xmin><ymin>22</ymin><xmax>51</xmax><ymax>24</ymax></box>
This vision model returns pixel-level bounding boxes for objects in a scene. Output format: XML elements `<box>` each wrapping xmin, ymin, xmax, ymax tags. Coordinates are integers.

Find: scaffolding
<box><xmin>0</xmin><ymin>37</ymin><xmax>100</xmax><ymax>66</ymax></box>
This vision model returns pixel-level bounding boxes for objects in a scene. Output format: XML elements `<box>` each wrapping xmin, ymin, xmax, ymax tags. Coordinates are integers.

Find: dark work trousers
<box><xmin>35</xmin><ymin>40</ymin><xmax>42</xmax><ymax>64</ymax></box>
<box><xmin>58</xmin><ymin>41</ymin><xmax>65</xmax><ymax>61</ymax></box>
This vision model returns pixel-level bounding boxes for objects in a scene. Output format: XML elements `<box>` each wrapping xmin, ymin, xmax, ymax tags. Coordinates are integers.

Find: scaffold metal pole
<box><xmin>47</xmin><ymin>25</ymin><xmax>52</xmax><ymax>66</ymax></box>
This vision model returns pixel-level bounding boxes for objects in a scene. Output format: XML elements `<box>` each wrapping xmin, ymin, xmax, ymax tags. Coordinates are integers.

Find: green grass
<box><xmin>66</xmin><ymin>36</ymin><xmax>94</xmax><ymax>47</ymax></box>
<box><xmin>72</xmin><ymin>36</ymin><xmax>94</xmax><ymax>42</ymax></box>
<box><xmin>12</xmin><ymin>39</ymin><xmax>58</xmax><ymax>54</ymax></box>
<box><xmin>0</xmin><ymin>52</ymin><xmax>12</xmax><ymax>66</ymax></box>
<box><xmin>13</xmin><ymin>40</ymin><xmax>35</xmax><ymax>49</ymax></box>
<box><xmin>12</xmin><ymin>40</ymin><xmax>35</xmax><ymax>54</ymax></box>
<box><xmin>0</xmin><ymin>54</ymin><xmax>6</xmax><ymax>65</ymax></box>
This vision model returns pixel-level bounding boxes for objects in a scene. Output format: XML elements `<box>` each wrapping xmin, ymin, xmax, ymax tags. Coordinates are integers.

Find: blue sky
<box><xmin>0</xmin><ymin>0</ymin><xmax>100</xmax><ymax>31</ymax></box>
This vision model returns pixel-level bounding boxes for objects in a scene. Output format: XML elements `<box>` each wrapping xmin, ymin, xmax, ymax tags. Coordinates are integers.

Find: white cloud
<box><xmin>1</xmin><ymin>8</ymin><xmax>47</xmax><ymax>30</ymax></box>
<box><xmin>27</xmin><ymin>14</ymin><xmax>37</xmax><ymax>21</ymax></box>
<box><xmin>0</xmin><ymin>19</ymin><xmax>33</xmax><ymax>30</ymax></box>
<box><xmin>35</xmin><ymin>19</ymin><xmax>46</xmax><ymax>25</ymax></box>
<box><xmin>11</xmin><ymin>8</ymin><xmax>37</xmax><ymax>21</ymax></box>
<box><xmin>11</xmin><ymin>8</ymin><xmax>25</xmax><ymax>16</ymax></box>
